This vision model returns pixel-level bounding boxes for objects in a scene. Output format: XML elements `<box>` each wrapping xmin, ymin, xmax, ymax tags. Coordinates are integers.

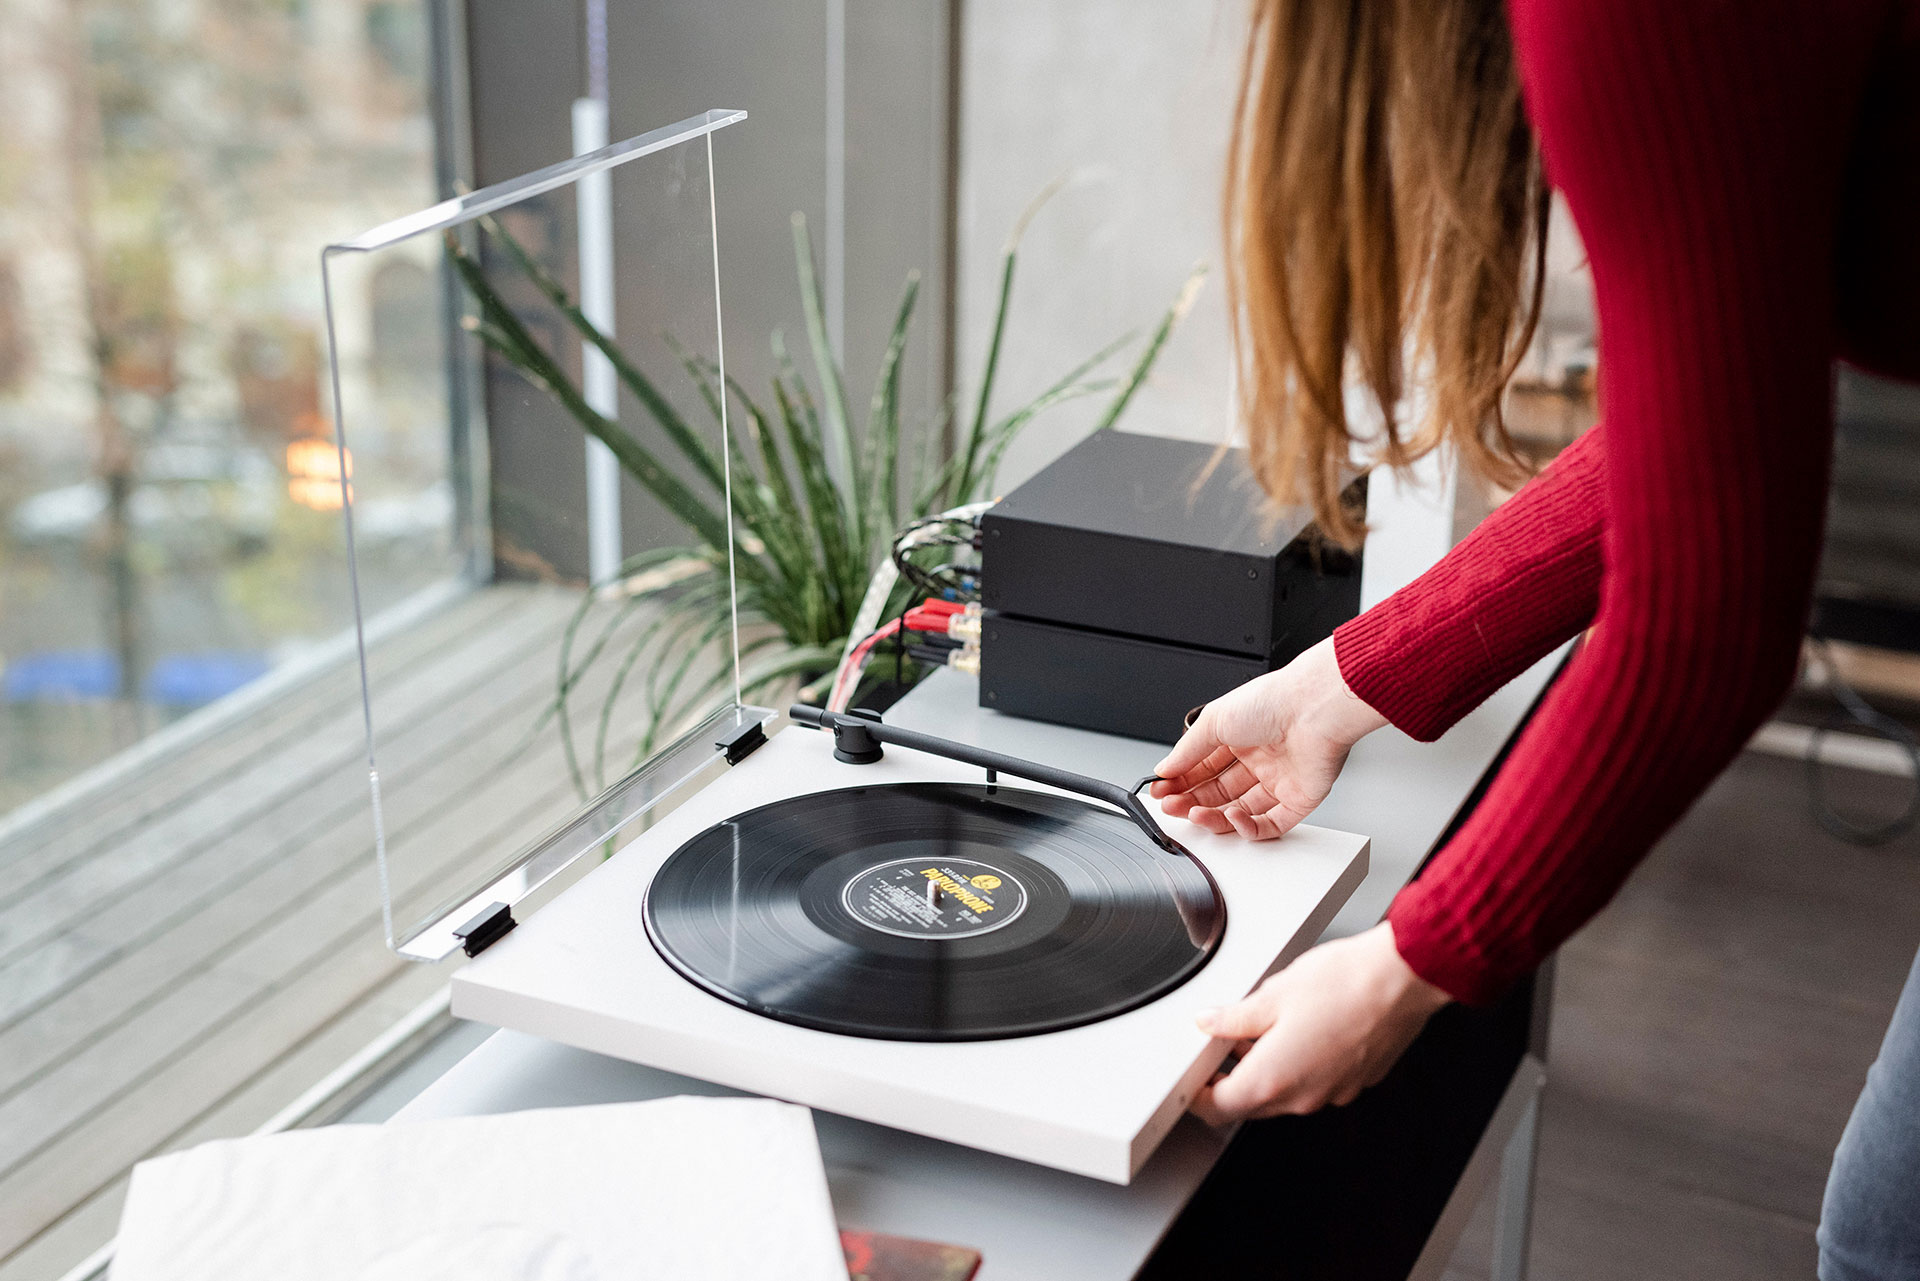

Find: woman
<box><xmin>1149</xmin><ymin>0</ymin><xmax>1920</xmax><ymax>1275</ymax></box>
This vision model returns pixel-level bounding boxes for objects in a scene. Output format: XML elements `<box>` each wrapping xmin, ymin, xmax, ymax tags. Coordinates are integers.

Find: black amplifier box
<box><xmin>978</xmin><ymin>613</ymin><xmax>1272</xmax><ymax>744</ymax></box>
<box><xmin>978</xmin><ymin>429</ymin><xmax>1362</xmax><ymax>743</ymax></box>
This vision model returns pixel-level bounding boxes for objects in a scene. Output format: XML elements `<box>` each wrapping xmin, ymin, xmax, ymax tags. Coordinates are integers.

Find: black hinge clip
<box><xmin>717</xmin><ymin>719</ymin><xmax>768</xmax><ymax>764</ymax></box>
<box><xmin>453</xmin><ymin>902</ymin><xmax>516</xmax><ymax>957</ymax></box>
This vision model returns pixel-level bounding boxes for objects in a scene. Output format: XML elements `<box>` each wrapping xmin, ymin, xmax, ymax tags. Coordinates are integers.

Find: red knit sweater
<box><xmin>1335</xmin><ymin>0</ymin><xmax>1920</xmax><ymax>1006</ymax></box>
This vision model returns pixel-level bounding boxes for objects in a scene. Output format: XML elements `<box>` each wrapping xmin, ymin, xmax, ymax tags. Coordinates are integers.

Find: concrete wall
<box><xmin>953</xmin><ymin>1</ymin><xmax>1249</xmax><ymax>492</ymax></box>
<box><xmin>464</xmin><ymin>0</ymin><xmax>951</xmax><ymax>576</ymax></box>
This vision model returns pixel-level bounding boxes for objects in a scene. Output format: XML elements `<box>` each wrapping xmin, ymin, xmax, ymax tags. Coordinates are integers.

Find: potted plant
<box><xmin>449</xmin><ymin>201</ymin><xmax>1202</xmax><ymax>798</ymax></box>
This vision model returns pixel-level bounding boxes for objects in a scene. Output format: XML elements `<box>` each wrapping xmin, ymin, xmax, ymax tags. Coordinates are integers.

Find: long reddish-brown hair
<box><xmin>1226</xmin><ymin>0</ymin><xmax>1551</xmax><ymax>546</ymax></box>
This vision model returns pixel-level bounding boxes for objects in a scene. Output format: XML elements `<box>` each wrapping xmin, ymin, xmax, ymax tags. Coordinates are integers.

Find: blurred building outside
<box><xmin>0</xmin><ymin>0</ymin><xmax>442</xmax><ymax>816</ymax></box>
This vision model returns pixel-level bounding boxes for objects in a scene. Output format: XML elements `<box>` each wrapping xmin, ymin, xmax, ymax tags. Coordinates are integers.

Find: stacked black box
<box><xmin>978</xmin><ymin>430</ymin><xmax>1362</xmax><ymax>743</ymax></box>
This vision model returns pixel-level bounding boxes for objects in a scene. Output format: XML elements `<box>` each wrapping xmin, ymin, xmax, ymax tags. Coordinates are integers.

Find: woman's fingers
<box><xmin>1192</xmin><ymin>1031</ymin><xmax>1328</xmax><ymax>1124</ymax></box>
<box><xmin>1196</xmin><ymin>1046</ymin><xmax>1358</xmax><ymax>1123</ymax></box>
<box><xmin>1149</xmin><ymin>744</ymin><xmax>1237</xmax><ymax>798</ymax></box>
<box><xmin>1222</xmin><ymin>804</ymin><xmax>1292</xmax><ymax>841</ymax></box>
<box><xmin>1193</xmin><ymin>974</ymin><xmax>1319</xmax><ymax>1122</ymax></box>
<box><xmin>1156</xmin><ymin>748</ymin><xmax>1291</xmax><ymax>825</ymax></box>
<box><xmin>1154</xmin><ymin>744</ymin><xmax>1255</xmax><ymax>824</ymax></box>
<box><xmin>1153</xmin><ymin>738</ymin><xmax>1316</xmax><ymax>843</ymax></box>
<box><xmin>1180</xmin><ymin>759</ymin><xmax>1269</xmax><ymax>811</ymax></box>
<box><xmin>1196</xmin><ymin>1058</ymin><xmax>1292</xmax><ymax>1121</ymax></box>
<box><xmin>1160</xmin><ymin>773</ymin><xmax>1261</xmax><ymax>818</ymax></box>
<box><xmin>1188</xmin><ymin>1082</ymin><xmax>1234</xmax><ymax>1127</ymax></box>
<box><xmin>1195</xmin><ymin>992</ymin><xmax>1277</xmax><ymax>1041</ymax></box>
<box><xmin>1180</xmin><ymin>805</ymin><xmax>1238</xmax><ymax>835</ymax></box>
<box><xmin>1153</xmin><ymin>715</ymin><xmax>1226</xmax><ymax>782</ymax></box>
<box><xmin>1186</xmin><ymin>926</ymin><xmax>1450</xmax><ymax>1127</ymax></box>
<box><xmin>1165</xmin><ymin>777</ymin><xmax>1292</xmax><ymax>840</ymax></box>
<box><xmin>1169</xmin><ymin>796</ymin><xmax>1294</xmax><ymax>841</ymax></box>
<box><xmin>1201</xmin><ymin>1023</ymin><xmax>1322</xmax><ymax>1120</ymax></box>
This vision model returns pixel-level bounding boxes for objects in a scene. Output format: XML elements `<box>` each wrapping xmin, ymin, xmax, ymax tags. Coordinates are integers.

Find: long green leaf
<box><xmin>770</xmin><ymin>340</ymin><xmax>857</xmax><ymax>621</ymax></box>
<box><xmin>641</xmin><ymin>609</ymin><xmax>736</xmax><ymax>756</ymax></box>
<box><xmin>592</xmin><ymin>578</ymin><xmax>724</xmax><ymax>790</ymax></box>
<box><xmin>1091</xmin><ymin>263</ymin><xmax>1208</xmax><ymax>433</ymax></box>
<box><xmin>449</xmin><ymin>246</ymin><xmax>735</xmax><ymax>552</ymax></box>
<box><xmin>467</xmin><ymin>217</ymin><xmax>731</xmax><ymax>500</ymax></box>
<box><xmin>949</xmin><ymin>178</ymin><xmax>1072</xmax><ymax>502</ymax></box>
<box><xmin>909</xmin><ymin>394</ymin><xmax>958</xmax><ymax>515</ymax></box>
<box><xmin>451</xmin><ymin>239</ymin><xmax>776</xmax><ymax>613</ymax></box>
<box><xmin>769</xmin><ymin>372</ymin><xmax>847</xmax><ymax>588</ymax></box>
<box><xmin>912</xmin><ymin>377</ymin><xmax>1113</xmax><ymax>512</ymax></box>
<box><xmin>724</xmin><ymin>369</ymin><xmax>806</xmax><ymax>550</ymax></box>
<box><xmin>665</xmin><ymin>340</ymin><xmax>816</xmax><ymax>592</ymax></box>
<box><xmin>739</xmin><ymin>643</ymin><xmax>844</xmax><ymax>701</ymax></box>
<box><xmin>922</xmin><ymin>325</ymin><xmax>1137</xmax><ymax>508</ymax></box>
<box><xmin>956</xmin><ymin>250</ymin><xmax>1015</xmax><ymax>502</ymax></box>
<box><xmin>860</xmin><ymin>272</ymin><xmax>920</xmax><ymax>559</ymax></box>
<box><xmin>555</xmin><ymin>593</ymin><xmax>654</xmax><ymax>798</ymax></box>
<box><xmin>515</xmin><ymin>547</ymin><xmax>709</xmax><ymax>757</ymax></box>
<box><xmin>972</xmin><ymin>379</ymin><xmax>1117</xmax><ymax>494</ymax></box>
<box><xmin>790</xmin><ymin>214</ymin><xmax>859</xmax><ymax>524</ymax></box>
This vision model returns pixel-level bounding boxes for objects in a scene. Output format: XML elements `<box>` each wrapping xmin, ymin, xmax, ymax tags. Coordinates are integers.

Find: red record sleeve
<box><xmin>840</xmin><ymin>1228</ymin><xmax>982</xmax><ymax>1281</ymax></box>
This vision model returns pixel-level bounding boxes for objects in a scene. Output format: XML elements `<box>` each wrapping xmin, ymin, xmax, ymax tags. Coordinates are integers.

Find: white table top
<box><xmin>395</xmin><ymin>656</ymin><xmax>1559</xmax><ymax>1280</ymax></box>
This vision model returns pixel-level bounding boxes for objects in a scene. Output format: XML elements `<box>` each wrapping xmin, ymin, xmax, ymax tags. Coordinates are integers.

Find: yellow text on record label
<box><xmin>920</xmin><ymin>868</ymin><xmax>994</xmax><ymax>913</ymax></box>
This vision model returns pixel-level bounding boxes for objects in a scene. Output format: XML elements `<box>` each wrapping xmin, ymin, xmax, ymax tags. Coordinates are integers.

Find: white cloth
<box><xmin>111</xmin><ymin>1096</ymin><xmax>845</xmax><ymax>1281</ymax></box>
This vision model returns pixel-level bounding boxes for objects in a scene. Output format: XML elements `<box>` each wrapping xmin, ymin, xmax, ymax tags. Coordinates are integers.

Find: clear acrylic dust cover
<box><xmin>319</xmin><ymin>109</ymin><xmax>767</xmax><ymax>961</ymax></box>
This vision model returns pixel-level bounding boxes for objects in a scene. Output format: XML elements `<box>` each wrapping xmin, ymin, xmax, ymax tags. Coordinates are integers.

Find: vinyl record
<box><xmin>642</xmin><ymin>781</ymin><xmax>1226</xmax><ymax>1041</ymax></box>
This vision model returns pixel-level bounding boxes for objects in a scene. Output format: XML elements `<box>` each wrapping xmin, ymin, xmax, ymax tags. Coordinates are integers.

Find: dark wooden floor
<box><xmin>1444</xmin><ymin>748</ymin><xmax>1920</xmax><ymax>1280</ymax></box>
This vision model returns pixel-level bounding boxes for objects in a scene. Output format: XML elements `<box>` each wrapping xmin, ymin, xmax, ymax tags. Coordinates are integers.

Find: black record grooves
<box><xmin>642</xmin><ymin>781</ymin><xmax>1226</xmax><ymax>1041</ymax></box>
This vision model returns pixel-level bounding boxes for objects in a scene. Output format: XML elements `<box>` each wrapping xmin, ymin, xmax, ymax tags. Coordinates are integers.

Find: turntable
<box><xmin>320</xmin><ymin>110</ymin><xmax>1370</xmax><ymax>1186</ymax></box>
<box><xmin>449</xmin><ymin>707</ymin><xmax>1366</xmax><ymax>1183</ymax></box>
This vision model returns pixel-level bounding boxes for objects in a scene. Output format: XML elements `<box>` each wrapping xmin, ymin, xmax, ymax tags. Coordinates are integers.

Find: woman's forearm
<box><xmin>1334</xmin><ymin>424</ymin><xmax>1609</xmax><ymax>743</ymax></box>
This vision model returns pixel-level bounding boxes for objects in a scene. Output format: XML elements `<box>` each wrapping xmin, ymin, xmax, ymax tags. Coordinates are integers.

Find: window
<box><xmin>0</xmin><ymin>0</ymin><xmax>437</xmax><ymax>808</ymax></box>
<box><xmin>0</xmin><ymin>1</ymin><xmax>439</xmax><ymax>1271</ymax></box>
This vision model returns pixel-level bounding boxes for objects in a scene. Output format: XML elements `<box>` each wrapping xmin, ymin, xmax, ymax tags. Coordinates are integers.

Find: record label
<box><xmin>841</xmin><ymin>858</ymin><xmax>1027</xmax><ymax>940</ymax></box>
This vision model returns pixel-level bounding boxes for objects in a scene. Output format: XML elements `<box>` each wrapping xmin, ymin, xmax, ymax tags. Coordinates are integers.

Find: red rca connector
<box><xmin>946</xmin><ymin>603</ymin><xmax>983</xmax><ymax>643</ymax></box>
<box><xmin>904</xmin><ymin>597</ymin><xmax>974</xmax><ymax>636</ymax></box>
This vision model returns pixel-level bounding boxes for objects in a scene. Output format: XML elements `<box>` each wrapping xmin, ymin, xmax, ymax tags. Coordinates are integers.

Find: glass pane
<box><xmin>0</xmin><ymin>2</ymin><xmax>437</xmax><ymax>815</ymax></box>
<box><xmin>323</xmin><ymin>110</ymin><xmax>763</xmax><ymax>960</ymax></box>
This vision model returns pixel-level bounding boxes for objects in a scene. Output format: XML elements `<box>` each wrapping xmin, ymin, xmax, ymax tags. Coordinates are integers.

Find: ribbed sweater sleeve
<box><xmin>1379</xmin><ymin>0</ymin><xmax>1881</xmax><ymax>1006</ymax></box>
<box><xmin>1334</xmin><ymin>425</ymin><xmax>1607</xmax><ymax>743</ymax></box>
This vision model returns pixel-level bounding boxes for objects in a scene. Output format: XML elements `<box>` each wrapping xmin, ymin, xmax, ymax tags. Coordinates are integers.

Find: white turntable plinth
<box><xmin>453</xmin><ymin>720</ymin><xmax>1367</xmax><ymax>1184</ymax></box>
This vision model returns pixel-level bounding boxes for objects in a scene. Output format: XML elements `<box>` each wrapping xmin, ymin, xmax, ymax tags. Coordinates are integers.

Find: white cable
<box><xmin>825</xmin><ymin>502</ymin><xmax>995</xmax><ymax>712</ymax></box>
<box><xmin>837</xmin><ymin>560</ymin><xmax>901</xmax><ymax>673</ymax></box>
<box><xmin>827</xmin><ymin>625</ymin><xmax>889</xmax><ymax>713</ymax></box>
<box><xmin>837</xmin><ymin>500</ymin><xmax>994</xmax><ymax>672</ymax></box>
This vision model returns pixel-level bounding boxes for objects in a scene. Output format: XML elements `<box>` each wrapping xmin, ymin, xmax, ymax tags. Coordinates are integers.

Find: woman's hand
<box><xmin>1150</xmin><ymin>637</ymin><xmax>1387</xmax><ymax>839</ymax></box>
<box><xmin>1190</xmin><ymin>923</ymin><xmax>1449</xmax><ymax>1122</ymax></box>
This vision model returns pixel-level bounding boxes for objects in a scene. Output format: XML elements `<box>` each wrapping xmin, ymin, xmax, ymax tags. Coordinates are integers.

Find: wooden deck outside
<box><xmin>0</xmin><ymin>583</ymin><xmax>668</xmax><ymax>1280</ymax></box>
